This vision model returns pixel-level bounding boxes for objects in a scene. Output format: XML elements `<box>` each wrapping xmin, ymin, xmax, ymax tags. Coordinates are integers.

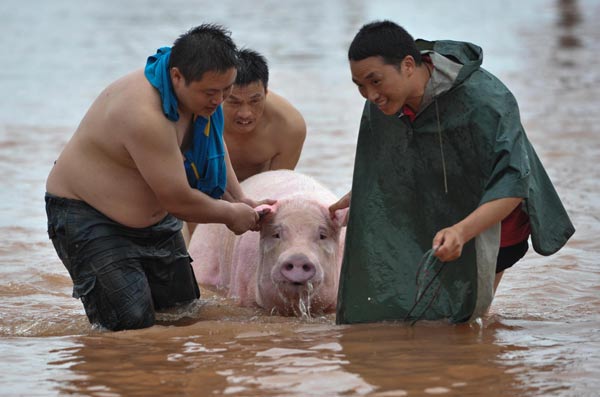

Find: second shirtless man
<box><xmin>223</xmin><ymin>48</ymin><xmax>306</xmax><ymax>181</ymax></box>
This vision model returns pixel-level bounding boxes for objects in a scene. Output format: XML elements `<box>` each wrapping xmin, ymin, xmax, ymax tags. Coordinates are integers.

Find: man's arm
<box><xmin>221</xmin><ymin>141</ymin><xmax>276</xmax><ymax>230</ymax></box>
<box><xmin>222</xmin><ymin>140</ymin><xmax>246</xmax><ymax>203</ymax></box>
<box><xmin>432</xmin><ymin>197</ymin><xmax>522</xmax><ymax>262</ymax></box>
<box><xmin>123</xmin><ymin>113</ymin><xmax>258</xmax><ymax>234</ymax></box>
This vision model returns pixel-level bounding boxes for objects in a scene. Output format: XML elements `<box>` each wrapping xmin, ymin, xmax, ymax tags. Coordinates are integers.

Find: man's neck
<box><xmin>405</xmin><ymin>63</ymin><xmax>433</xmax><ymax>112</ymax></box>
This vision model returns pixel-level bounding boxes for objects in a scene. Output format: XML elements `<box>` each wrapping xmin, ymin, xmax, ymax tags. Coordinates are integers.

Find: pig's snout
<box><xmin>279</xmin><ymin>254</ymin><xmax>316</xmax><ymax>285</ymax></box>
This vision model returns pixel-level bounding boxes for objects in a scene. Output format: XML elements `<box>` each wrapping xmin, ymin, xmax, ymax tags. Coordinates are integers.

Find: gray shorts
<box><xmin>45</xmin><ymin>193</ymin><xmax>200</xmax><ymax>331</ymax></box>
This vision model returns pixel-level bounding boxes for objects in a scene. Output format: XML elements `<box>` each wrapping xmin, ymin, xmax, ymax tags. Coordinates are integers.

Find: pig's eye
<box><xmin>272</xmin><ymin>233</ymin><xmax>280</xmax><ymax>239</ymax></box>
<box><xmin>319</xmin><ymin>233</ymin><xmax>328</xmax><ymax>240</ymax></box>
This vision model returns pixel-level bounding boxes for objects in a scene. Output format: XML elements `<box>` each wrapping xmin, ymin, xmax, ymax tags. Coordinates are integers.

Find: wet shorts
<box><xmin>496</xmin><ymin>240</ymin><xmax>529</xmax><ymax>274</ymax></box>
<box><xmin>45</xmin><ymin>193</ymin><xmax>200</xmax><ymax>331</ymax></box>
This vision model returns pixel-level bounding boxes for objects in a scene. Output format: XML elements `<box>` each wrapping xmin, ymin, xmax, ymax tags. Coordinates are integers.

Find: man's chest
<box><xmin>177</xmin><ymin>116</ymin><xmax>195</xmax><ymax>152</ymax></box>
<box><xmin>228</xmin><ymin>134</ymin><xmax>278</xmax><ymax>164</ymax></box>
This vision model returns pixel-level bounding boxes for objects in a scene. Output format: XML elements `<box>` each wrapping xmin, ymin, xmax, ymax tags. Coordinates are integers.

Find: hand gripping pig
<box><xmin>188</xmin><ymin>170</ymin><xmax>348</xmax><ymax>316</ymax></box>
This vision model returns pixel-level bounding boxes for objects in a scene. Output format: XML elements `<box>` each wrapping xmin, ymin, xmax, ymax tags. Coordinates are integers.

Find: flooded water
<box><xmin>1</xmin><ymin>0</ymin><xmax>599</xmax><ymax>396</ymax></box>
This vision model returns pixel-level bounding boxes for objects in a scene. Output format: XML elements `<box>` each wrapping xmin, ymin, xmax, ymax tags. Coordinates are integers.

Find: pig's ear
<box><xmin>255</xmin><ymin>204</ymin><xmax>277</xmax><ymax>218</ymax></box>
<box><xmin>332</xmin><ymin>208</ymin><xmax>349</xmax><ymax>228</ymax></box>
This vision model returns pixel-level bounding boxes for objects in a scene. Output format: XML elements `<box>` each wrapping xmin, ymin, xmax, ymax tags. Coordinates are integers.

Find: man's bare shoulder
<box><xmin>105</xmin><ymin>70</ymin><xmax>166</xmax><ymax>128</ymax></box>
<box><xmin>266</xmin><ymin>90</ymin><xmax>306</xmax><ymax>139</ymax></box>
<box><xmin>262</xmin><ymin>90</ymin><xmax>306</xmax><ymax>172</ymax></box>
<box><xmin>90</xmin><ymin>69</ymin><xmax>177</xmax><ymax>151</ymax></box>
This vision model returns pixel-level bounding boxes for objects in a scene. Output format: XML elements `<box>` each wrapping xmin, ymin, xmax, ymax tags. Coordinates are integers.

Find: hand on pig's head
<box><xmin>252</xmin><ymin>204</ymin><xmax>276</xmax><ymax>231</ymax></box>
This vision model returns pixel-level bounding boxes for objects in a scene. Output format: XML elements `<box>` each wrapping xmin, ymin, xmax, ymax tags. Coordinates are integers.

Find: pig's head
<box><xmin>254</xmin><ymin>197</ymin><xmax>347</xmax><ymax>317</ymax></box>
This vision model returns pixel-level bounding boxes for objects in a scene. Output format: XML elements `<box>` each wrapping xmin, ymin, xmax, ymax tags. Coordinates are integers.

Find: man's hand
<box><xmin>239</xmin><ymin>197</ymin><xmax>277</xmax><ymax>232</ymax></box>
<box><xmin>240</xmin><ymin>196</ymin><xmax>277</xmax><ymax>209</ymax></box>
<box><xmin>226</xmin><ymin>203</ymin><xmax>260</xmax><ymax>235</ymax></box>
<box><xmin>432</xmin><ymin>225</ymin><xmax>465</xmax><ymax>262</ymax></box>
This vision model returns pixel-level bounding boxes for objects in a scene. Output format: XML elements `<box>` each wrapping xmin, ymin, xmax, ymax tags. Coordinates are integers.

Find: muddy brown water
<box><xmin>1</xmin><ymin>1</ymin><xmax>599</xmax><ymax>396</ymax></box>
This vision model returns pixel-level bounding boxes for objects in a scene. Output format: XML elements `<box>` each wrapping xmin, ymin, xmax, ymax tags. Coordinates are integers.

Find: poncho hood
<box><xmin>416</xmin><ymin>39</ymin><xmax>483</xmax><ymax>87</ymax></box>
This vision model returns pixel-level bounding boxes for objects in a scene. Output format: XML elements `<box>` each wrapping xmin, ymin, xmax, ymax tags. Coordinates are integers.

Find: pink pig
<box><xmin>188</xmin><ymin>170</ymin><xmax>347</xmax><ymax>316</ymax></box>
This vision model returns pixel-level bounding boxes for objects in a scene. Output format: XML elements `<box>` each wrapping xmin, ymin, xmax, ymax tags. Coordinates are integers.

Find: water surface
<box><xmin>1</xmin><ymin>1</ymin><xmax>599</xmax><ymax>396</ymax></box>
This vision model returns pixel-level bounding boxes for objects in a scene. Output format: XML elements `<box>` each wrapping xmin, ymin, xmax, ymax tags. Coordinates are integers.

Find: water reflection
<box><xmin>47</xmin><ymin>321</ymin><xmax>378</xmax><ymax>396</ymax></box>
<box><xmin>50</xmin><ymin>325</ymin><xmax>232</xmax><ymax>396</ymax></box>
<box><xmin>1</xmin><ymin>0</ymin><xmax>600</xmax><ymax>395</ymax></box>
<box><xmin>47</xmin><ymin>318</ymin><xmax>575</xmax><ymax>396</ymax></box>
<box><xmin>336</xmin><ymin>321</ymin><xmax>538</xmax><ymax>396</ymax></box>
<box><xmin>557</xmin><ymin>0</ymin><xmax>582</xmax><ymax>49</ymax></box>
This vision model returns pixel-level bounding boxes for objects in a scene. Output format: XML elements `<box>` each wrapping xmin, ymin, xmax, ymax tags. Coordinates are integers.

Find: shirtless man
<box><xmin>45</xmin><ymin>25</ymin><xmax>271</xmax><ymax>331</ymax></box>
<box><xmin>182</xmin><ymin>49</ymin><xmax>306</xmax><ymax>243</ymax></box>
<box><xmin>223</xmin><ymin>48</ymin><xmax>306</xmax><ymax>181</ymax></box>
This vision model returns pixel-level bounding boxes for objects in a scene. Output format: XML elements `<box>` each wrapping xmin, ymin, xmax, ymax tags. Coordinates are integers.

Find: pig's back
<box><xmin>241</xmin><ymin>170</ymin><xmax>337</xmax><ymax>204</ymax></box>
<box><xmin>189</xmin><ymin>222</ymin><xmax>236</xmax><ymax>289</ymax></box>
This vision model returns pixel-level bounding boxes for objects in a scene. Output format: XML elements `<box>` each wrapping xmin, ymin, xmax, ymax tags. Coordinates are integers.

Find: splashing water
<box><xmin>296</xmin><ymin>281</ymin><xmax>314</xmax><ymax>320</ymax></box>
<box><xmin>273</xmin><ymin>281</ymin><xmax>315</xmax><ymax>319</ymax></box>
<box><xmin>155</xmin><ymin>300</ymin><xmax>205</xmax><ymax>322</ymax></box>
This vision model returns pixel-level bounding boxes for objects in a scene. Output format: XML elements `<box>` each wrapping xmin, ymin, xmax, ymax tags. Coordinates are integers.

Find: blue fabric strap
<box><xmin>144</xmin><ymin>47</ymin><xmax>227</xmax><ymax>199</ymax></box>
<box><xmin>182</xmin><ymin>109</ymin><xmax>227</xmax><ymax>199</ymax></box>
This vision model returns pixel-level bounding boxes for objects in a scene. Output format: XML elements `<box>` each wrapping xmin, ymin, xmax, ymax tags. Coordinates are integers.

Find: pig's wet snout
<box><xmin>280</xmin><ymin>254</ymin><xmax>316</xmax><ymax>285</ymax></box>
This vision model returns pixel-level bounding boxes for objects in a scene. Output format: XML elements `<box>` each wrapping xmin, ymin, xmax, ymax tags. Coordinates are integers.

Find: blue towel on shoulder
<box><xmin>144</xmin><ymin>47</ymin><xmax>227</xmax><ymax>199</ymax></box>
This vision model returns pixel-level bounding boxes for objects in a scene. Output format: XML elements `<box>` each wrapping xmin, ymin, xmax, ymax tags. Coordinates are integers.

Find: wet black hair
<box><xmin>169</xmin><ymin>23</ymin><xmax>239</xmax><ymax>83</ymax></box>
<box><xmin>348</xmin><ymin>20</ymin><xmax>422</xmax><ymax>66</ymax></box>
<box><xmin>235</xmin><ymin>48</ymin><xmax>269</xmax><ymax>89</ymax></box>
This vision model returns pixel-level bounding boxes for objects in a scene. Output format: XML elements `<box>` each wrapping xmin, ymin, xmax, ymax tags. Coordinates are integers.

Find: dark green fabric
<box><xmin>336</xmin><ymin>40</ymin><xmax>575</xmax><ymax>325</ymax></box>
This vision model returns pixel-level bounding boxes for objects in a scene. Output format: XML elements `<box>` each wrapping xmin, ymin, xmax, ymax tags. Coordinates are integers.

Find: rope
<box><xmin>403</xmin><ymin>249</ymin><xmax>446</xmax><ymax>325</ymax></box>
<box><xmin>435</xmin><ymin>100</ymin><xmax>449</xmax><ymax>194</ymax></box>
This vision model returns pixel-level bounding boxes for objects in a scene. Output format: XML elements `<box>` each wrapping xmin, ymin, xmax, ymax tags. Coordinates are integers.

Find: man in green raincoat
<box><xmin>330</xmin><ymin>21</ymin><xmax>575</xmax><ymax>324</ymax></box>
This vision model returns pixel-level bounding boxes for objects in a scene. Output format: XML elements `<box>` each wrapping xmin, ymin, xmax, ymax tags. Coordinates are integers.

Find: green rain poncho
<box><xmin>336</xmin><ymin>39</ymin><xmax>575</xmax><ymax>324</ymax></box>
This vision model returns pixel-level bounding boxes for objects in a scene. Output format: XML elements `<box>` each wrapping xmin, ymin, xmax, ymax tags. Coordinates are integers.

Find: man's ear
<box><xmin>170</xmin><ymin>67</ymin><xmax>184</xmax><ymax>85</ymax></box>
<box><xmin>401</xmin><ymin>55</ymin><xmax>416</xmax><ymax>76</ymax></box>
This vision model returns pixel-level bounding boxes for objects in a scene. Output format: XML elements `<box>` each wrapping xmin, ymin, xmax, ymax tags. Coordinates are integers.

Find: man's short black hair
<box><xmin>170</xmin><ymin>23</ymin><xmax>239</xmax><ymax>83</ymax></box>
<box><xmin>235</xmin><ymin>48</ymin><xmax>269</xmax><ymax>89</ymax></box>
<box><xmin>348</xmin><ymin>20</ymin><xmax>422</xmax><ymax>66</ymax></box>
